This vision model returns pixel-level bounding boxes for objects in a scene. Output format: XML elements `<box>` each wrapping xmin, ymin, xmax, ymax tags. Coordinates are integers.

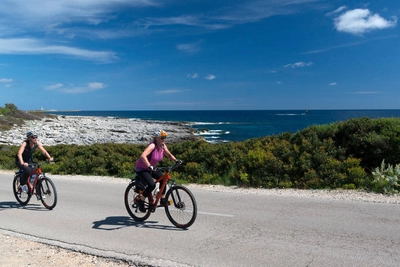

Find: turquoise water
<box><xmin>48</xmin><ymin>110</ymin><xmax>400</xmax><ymax>143</ymax></box>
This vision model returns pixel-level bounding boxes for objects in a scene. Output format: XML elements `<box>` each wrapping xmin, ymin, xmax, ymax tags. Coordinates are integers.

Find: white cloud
<box><xmin>46</xmin><ymin>83</ymin><xmax>64</xmax><ymax>90</ymax></box>
<box><xmin>329</xmin><ymin>82</ymin><xmax>337</xmax><ymax>86</ymax></box>
<box><xmin>139</xmin><ymin>0</ymin><xmax>321</xmax><ymax>31</ymax></box>
<box><xmin>205</xmin><ymin>74</ymin><xmax>216</xmax><ymax>80</ymax></box>
<box><xmin>284</xmin><ymin>62</ymin><xmax>313</xmax><ymax>68</ymax></box>
<box><xmin>0</xmin><ymin>0</ymin><xmax>323</xmax><ymax>42</ymax></box>
<box><xmin>0</xmin><ymin>78</ymin><xmax>13</xmax><ymax>87</ymax></box>
<box><xmin>88</xmin><ymin>82</ymin><xmax>106</xmax><ymax>89</ymax></box>
<box><xmin>302</xmin><ymin>35</ymin><xmax>398</xmax><ymax>54</ymax></box>
<box><xmin>334</xmin><ymin>9</ymin><xmax>397</xmax><ymax>35</ymax></box>
<box><xmin>209</xmin><ymin>0</ymin><xmax>320</xmax><ymax>27</ymax></box>
<box><xmin>46</xmin><ymin>82</ymin><xmax>106</xmax><ymax>94</ymax></box>
<box><xmin>326</xmin><ymin>6</ymin><xmax>347</xmax><ymax>16</ymax></box>
<box><xmin>144</xmin><ymin>15</ymin><xmax>202</xmax><ymax>28</ymax></box>
<box><xmin>187</xmin><ymin>73</ymin><xmax>198</xmax><ymax>79</ymax></box>
<box><xmin>0</xmin><ymin>0</ymin><xmax>160</xmax><ymax>26</ymax></box>
<box><xmin>177</xmin><ymin>42</ymin><xmax>202</xmax><ymax>54</ymax></box>
<box><xmin>0</xmin><ymin>38</ymin><xmax>117</xmax><ymax>63</ymax></box>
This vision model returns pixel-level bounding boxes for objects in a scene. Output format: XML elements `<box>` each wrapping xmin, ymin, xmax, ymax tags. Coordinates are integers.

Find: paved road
<box><xmin>0</xmin><ymin>173</ymin><xmax>399</xmax><ymax>267</ymax></box>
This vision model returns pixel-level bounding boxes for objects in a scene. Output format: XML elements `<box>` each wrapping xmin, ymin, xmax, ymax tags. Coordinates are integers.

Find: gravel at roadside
<box><xmin>0</xmin><ymin>231</ymin><xmax>132</xmax><ymax>267</ymax></box>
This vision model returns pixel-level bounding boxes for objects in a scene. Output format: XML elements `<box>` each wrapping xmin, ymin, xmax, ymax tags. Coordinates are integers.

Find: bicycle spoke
<box><xmin>124</xmin><ymin>182</ymin><xmax>151</xmax><ymax>221</ymax></box>
<box><xmin>39</xmin><ymin>177</ymin><xmax>57</xmax><ymax>210</ymax></box>
<box><xmin>12</xmin><ymin>174</ymin><xmax>31</xmax><ymax>205</ymax></box>
<box><xmin>165</xmin><ymin>185</ymin><xmax>197</xmax><ymax>228</ymax></box>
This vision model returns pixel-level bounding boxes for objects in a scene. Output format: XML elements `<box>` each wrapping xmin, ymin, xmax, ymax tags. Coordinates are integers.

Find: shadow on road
<box><xmin>0</xmin><ymin>201</ymin><xmax>46</xmax><ymax>211</ymax></box>
<box><xmin>92</xmin><ymin>216</ymin><xmax>186</xmax><ymax>231</ymax></box>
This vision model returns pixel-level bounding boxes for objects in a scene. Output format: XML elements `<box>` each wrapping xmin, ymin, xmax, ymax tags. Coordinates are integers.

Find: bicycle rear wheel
<box><xmin>165</xmin><ymin>185</ymin><xmax>197</xmax><ymax>228</ymax></box>
<box><xmin>124</xmin><ymin>181</ymin><xmax>151</xmax><ymax>221</ymax></box>
<box><xmin>38</xmin><ymin>177</ymin><xmax>57</xmax><ymax>210</ymax></box>
<box><xmin>12</xmin><ymin>173</ymin><xmax>32</xmax><ymax>205</ymax></box>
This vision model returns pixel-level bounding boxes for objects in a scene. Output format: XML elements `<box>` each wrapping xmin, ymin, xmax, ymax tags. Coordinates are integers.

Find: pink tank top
<box><xmin>135</xmin><ymin>143</ymin><xmax>164</xmax><ymax>171</ymax></box>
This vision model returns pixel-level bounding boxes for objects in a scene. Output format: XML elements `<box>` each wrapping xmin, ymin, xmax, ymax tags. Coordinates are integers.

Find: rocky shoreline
<box><xmin>0</xmin><ymin>115</ymin><xmax>203</xmax><ymax>146</ymax></box>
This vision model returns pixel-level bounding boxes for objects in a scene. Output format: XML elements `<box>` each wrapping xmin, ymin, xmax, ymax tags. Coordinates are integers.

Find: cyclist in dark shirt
<box><xmin>15</xmin><ymin>131</ymin><xmax>53</xmax><ymax>193</ymax></box>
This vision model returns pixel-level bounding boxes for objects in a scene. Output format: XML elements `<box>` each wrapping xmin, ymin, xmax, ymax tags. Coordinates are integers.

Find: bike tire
<box><xmin>165</xmin><ymin>185</ymin><xmax>197</xmax><ymax>228</ymax></box>
<box><xmin>39</xmin><ymin>177</ymin><xmax>58</xmax><ymax>210</ymax></box>
<box><xmin>124</xmin><ymin>181</ymin><xmax>151</xmax><ymax>221</ymax></box>
<box><xmin>12</xmin><ymin>173</ymin><xmax>32</xmax><ymax>205</ymax></box>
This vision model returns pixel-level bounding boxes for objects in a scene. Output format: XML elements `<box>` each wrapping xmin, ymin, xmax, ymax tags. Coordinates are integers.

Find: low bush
<box><xmin>2</xmin><ymin>111</ymin><xmax>400</xmax><ymax>194</ymax></box>
<box><xmin>371</xmin><ymin>160</ymin><xmax>400</xmax><ymax>194</ymax></box>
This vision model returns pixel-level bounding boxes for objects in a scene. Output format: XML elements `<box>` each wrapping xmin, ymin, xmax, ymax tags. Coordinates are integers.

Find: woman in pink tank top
<box><xmin>134</xmin><ymin>130</ymin><xmax>179</xmax><ymax>212</ymax></box>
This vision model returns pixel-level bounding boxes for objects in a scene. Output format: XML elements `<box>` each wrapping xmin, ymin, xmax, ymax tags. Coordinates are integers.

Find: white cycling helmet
<box><xmin>26</xmin><ymin>130</ymin><xmax>38</xmax><ymax>137</ymax></box>
<box><xmin>153</xmin><ymin>130</ymin><xmax>168</xmax><ymax>138</ymax></box>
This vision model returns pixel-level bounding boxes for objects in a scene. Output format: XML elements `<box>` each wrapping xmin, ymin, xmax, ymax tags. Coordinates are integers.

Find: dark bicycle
<box><xmin>124</xmin><ymin>161</ymin><xmax>197</xmax><ymax>228</ymax></box>
<box><xmin>13</xmin><ymin>161</ymin><xmax>57</xmax><ymax>210</ymax></box>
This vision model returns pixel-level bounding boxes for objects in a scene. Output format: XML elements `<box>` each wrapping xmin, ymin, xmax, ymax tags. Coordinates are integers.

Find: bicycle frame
<box><xmin>150</xmin><ymin>171</ymin><xmax>172</xmax><ymax>207</ymax></box>
<box><xmin>14</xmin><ymin>161</ymin><xmax>58</xmax><ymax>210</ymax></box>
<box><xmin>27</xmin><ymin>165</ymin><xmax>42</xmax><ymax>194</ymax></box>
<box><xmin>125</xmin><ymin>161</ymin><xmax>197</xmax><ymax>228</ymax></box>
<box><xmin>134</xmin><ymin>162</ymin><xmax>180</xmax><ymax>210</ymax></box>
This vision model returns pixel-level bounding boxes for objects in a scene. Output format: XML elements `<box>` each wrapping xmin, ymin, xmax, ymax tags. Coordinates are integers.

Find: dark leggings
<box><xmin>15</xmin><ymin>161</ymin><xmax>33</xmax><ymax>185</ymax></box>
<box><xmin>136</xmin><ymin>170</ymin><xmax>164</xmax><ymax>197</ymax></box>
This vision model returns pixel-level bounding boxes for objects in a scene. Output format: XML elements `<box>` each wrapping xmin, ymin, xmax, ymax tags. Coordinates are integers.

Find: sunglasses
<box><xmin>31</xmin><ymin>136</ymin><xmax>38</xmax><ymax>139</ymax></box>
<box><xmin>160</xmin><ymin>137</ymin><xmax>167</xmax><ymax>140</ymax></box>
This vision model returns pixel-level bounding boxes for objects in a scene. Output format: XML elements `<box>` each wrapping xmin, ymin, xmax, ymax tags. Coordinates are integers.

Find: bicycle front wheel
<box><xmin>165</xmin><ymin>185</ymin><xmax>197</xmax><ymax>228</ymax></box>
<box><xmin>12</xmin><ymin>173</ymin><xmax>31</xmax><ymax>205</ymax></box>
<box><xmin>38</xmin><ymin>177</ymin><xmax>57</xmax><ymax>210</ymax></box>
<box><xmin>124</xmin><ymin>182</ymin><xmax>151</xmax><ymax>221</ymax></box>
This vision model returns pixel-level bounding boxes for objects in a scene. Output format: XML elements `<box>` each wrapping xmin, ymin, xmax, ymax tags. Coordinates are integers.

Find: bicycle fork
<box><xmin>169</xmin><ymin>187</ymin><xmax>184</xmax><ymax>209</ymax></box>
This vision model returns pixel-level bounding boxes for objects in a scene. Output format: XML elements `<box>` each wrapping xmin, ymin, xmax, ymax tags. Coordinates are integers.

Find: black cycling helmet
<box><xmin>26</xmin><ymin>131</ymin><xmax>38</xmax><ymax>138</ymax></box>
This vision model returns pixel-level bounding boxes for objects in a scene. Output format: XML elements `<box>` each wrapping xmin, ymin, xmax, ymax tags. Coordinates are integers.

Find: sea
<box><xmin>47</xmin><ymin>110</ymin><xmax>400</xmax><ymax>143</ymax></box>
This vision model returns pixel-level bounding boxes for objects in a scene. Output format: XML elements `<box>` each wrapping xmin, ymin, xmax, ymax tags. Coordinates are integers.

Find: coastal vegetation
<box><xmin>1</xmin><ymin>103</ymin><xmax>399</xmax><ymax>194</ymax></box>
<box><xmin>0</xmin><ymin>103</ymin><xmax>53</xmax><ymax>131</ymax></box>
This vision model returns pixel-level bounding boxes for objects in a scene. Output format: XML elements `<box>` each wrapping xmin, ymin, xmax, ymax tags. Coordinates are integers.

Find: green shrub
<box><xmin>2</xmin><ymin>116</ymin><xmax>400</xmax><ymax>192</ymax></box>
<box><xmin>371</xmin><ymin>160</ymin><xmax>400</xmax><ymax>194</ymax></box>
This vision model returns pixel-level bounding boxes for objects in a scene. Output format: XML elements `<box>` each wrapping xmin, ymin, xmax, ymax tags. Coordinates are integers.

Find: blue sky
<box><xmin>0</xmin><ymin>0</ymin><xmax>398</xmax><ymax>111</ymax></box>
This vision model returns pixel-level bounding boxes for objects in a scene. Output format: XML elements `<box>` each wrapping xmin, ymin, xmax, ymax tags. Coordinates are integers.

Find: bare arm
<box><xmin>140</xmin><ymin>143</ymin><xmax>156</xmax><ymax>168</ymax></box>
<box><xmin>163</xmin><ymin>145</ymin><xmax>177</xmax><ymax>161</ymax></box>
<box><xmin>17</xmin><ymin>142</ymin><xmax>28</xmax><ymax>167</ymax></box>
<box><xmin>37</xmin><ymin>142</ymin><xmax>54</xmax><ymax>161</ymax></box>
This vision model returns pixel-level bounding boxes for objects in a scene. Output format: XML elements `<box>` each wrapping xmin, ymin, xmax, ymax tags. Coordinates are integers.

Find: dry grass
<box><xmin>0</xmin><ymin>105</ymin><xmax>55</xmax><ymax>131</ymax></box>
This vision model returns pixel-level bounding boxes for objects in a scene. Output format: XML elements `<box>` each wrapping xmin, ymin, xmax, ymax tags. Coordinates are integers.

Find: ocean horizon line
<box><xmin>42</xmin><ymin>108</ymin><xmax>400</xmax><ymax>112</ymax></box>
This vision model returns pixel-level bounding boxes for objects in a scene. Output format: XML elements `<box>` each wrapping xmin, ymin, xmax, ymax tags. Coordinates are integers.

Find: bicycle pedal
<box><xmin>159</xmin><ymin>200</ymin><xmax>172</xmax><ymax>207</ymax></box>
<box><xmin>149</xmin><ymin>204</ymin><xmax>156</xmax><ymax>212</ymax></box>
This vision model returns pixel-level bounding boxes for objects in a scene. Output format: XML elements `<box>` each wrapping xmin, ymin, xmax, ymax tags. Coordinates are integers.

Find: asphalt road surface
<box><xmin>0</xmin><ymin>173</ymin><xmax>399</xmax><ymax>267</ymax></box>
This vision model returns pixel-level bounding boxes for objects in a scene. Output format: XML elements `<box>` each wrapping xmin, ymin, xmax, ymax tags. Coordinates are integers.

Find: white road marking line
<box><xmin>198</xmin><ymin>211</ymin><xmax>234</xmax><ymax>217</ymax></box>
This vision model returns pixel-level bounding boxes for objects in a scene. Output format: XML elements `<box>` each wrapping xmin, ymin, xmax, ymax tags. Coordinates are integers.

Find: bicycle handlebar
<box><xmin>28</xmin><ymin>160</ymin><xmax>54</xmax><ymax>168</ymax></box>
<box><xmin>155</xmin><ymin>160</ymin><xmax>183</xmax><ymax>173</ymax></box>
